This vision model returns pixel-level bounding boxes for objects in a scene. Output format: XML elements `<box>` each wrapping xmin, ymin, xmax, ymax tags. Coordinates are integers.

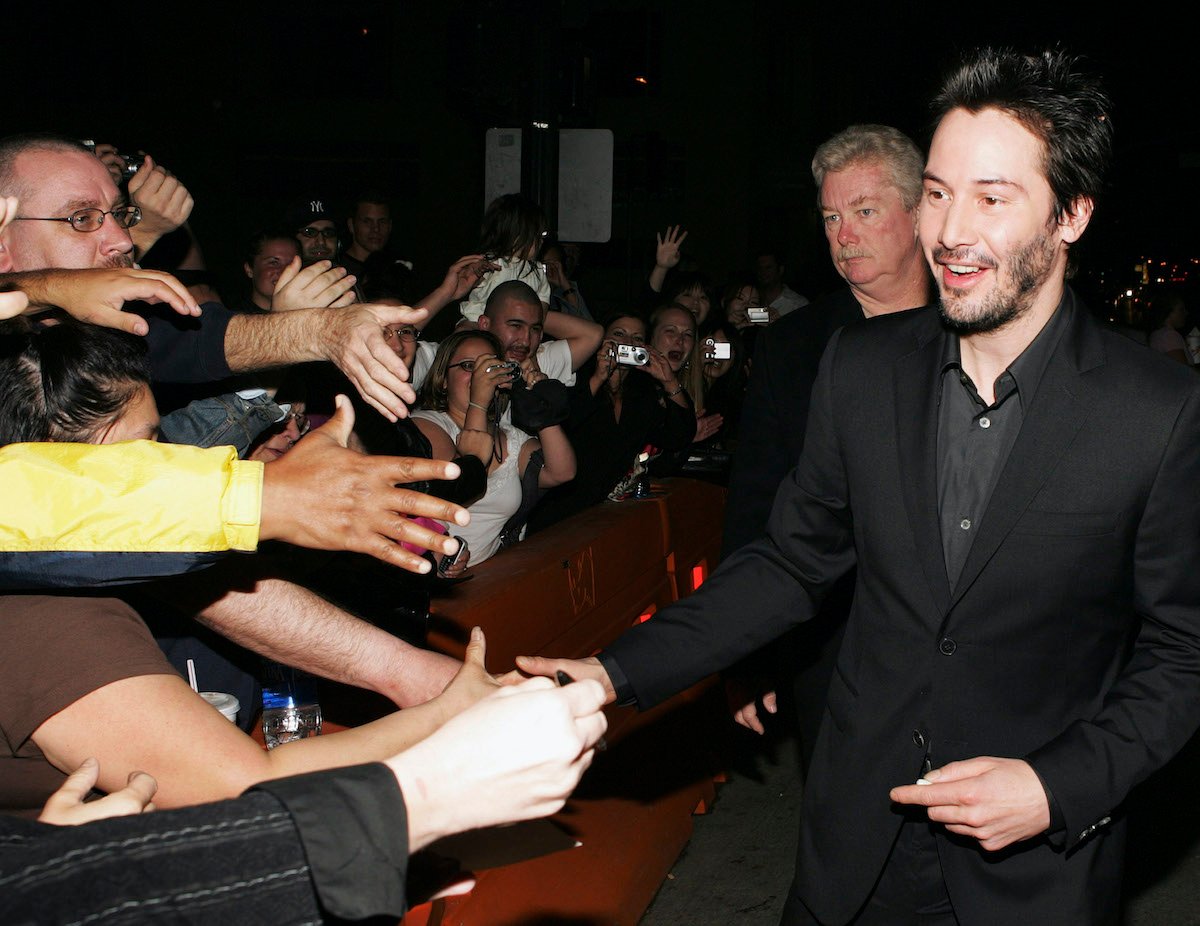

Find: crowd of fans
<box><xmin>0</xmin><ymin>130</ymin><xmax>804</xmax><ymax>920</ymax></box>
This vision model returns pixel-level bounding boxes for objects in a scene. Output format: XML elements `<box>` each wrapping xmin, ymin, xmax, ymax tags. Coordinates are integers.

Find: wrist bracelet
<box><xmin>664</xmin><ymin>383</ymin><xmax>684</xmax><ymax>398</ymax></box>
<box><xmin>468</xmin><ymin>401</ymin><xmax>489</xmax><ymax>413</ymax></box>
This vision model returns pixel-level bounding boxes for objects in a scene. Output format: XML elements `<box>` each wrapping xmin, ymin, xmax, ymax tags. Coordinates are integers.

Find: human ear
<box><xmin>1058</xmin><ymin>197</ymin><xmax>1094</xmax><ymax>245</ymax></box>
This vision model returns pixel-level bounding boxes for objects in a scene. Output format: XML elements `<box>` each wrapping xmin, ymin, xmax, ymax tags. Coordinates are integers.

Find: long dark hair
<box><xmin>0</xmin><ymin>318</ymin><xmax>149</xmax><ymax>444</ymax></box>
<box><xmin>480</xmin><ymin>194</ymin><xmax>547</xmax><ymax>268</ymax></box>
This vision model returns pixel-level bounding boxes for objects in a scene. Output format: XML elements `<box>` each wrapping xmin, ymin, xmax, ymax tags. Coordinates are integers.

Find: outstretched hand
<box><xmin>515</xmin><ymin>653</ymin><xmax>617</xmax><ymax>703</ymax></box>
<box><xmin>10</xmin><ymin>267</ymin><xmax>201</xmax><ymax>336</ymax></box>
<box><xmin>272</xmin><ymin>257</ymin><xmax>357</xmax><ymax>311</ymax></box>
<box><xmin>321</xmin><ymin>303</ymin><xmax>429</xmax><ymax>421</ymax></box>
<box><xmin>388</xmin><ymin>674</ymin><xmax>608</xmax><ymax>850</ymax></box>
<box><xmin>260</xmin><ymin>395</ymin><xmax>470</xmax><ymax>572</ymax></box>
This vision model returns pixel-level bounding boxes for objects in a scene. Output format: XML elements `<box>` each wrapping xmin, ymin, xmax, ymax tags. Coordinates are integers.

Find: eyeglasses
<box><xmin>383</xmin><ymin>325</ymin><xmax>418</xmax><ymax>343</ymax></box>
<box><xmin>299</xmin><ymin>226</ymin><xmax>338</xmax><ymax>240</ymax></box>
<box><xmin>14</xmin><ymin>205</ymin><xmax>142</xmax><ymax>233</ymax></box>
<box><xmin>282</xmin><ymin>407</ymin><xmax>310</xmax><ymax>437</ymax></box>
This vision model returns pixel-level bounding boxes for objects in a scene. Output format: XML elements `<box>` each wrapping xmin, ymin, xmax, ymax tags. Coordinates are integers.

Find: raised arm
<box><xmin>413</xmin><ymin>255</ymin><xmax>497</xmax><ymax>331</ymax></box>
<box><xmin>649</xmin><ymin>224</ymin><xmax>687</xmax><ymax>293</ymax></box>
<box><xmin>543</xmin><ymin>307</ymin><xmax>602</xmax><ymax>371</ymax></box>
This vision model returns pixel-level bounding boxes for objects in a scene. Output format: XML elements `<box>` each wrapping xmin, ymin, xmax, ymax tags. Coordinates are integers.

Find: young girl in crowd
<box><xmin>460</xmin><ymin>194</ymin><xmax>551</xmax><ymax>323</ymax></box>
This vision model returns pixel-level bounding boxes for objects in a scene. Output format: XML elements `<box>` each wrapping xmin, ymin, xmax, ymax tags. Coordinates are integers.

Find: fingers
<box><xmin>122</xmin><ymin>770</ymin><xmax>160</xmax><ymax>809</ymax></box>
<box><xmin>380</xmin><ymin>485</ymin><xmax>469</xmax><ymax>527</ymax></box>
<box><xmin>733</xmin><ymin>702</ymin><xmax>765</xmax><ymax>734</ymax></box>
<box><xmin>0</xmin><ymin>195</ymin><xmax>18</xmax><ymax>233</ymax></box>
<box><xmin>514</xmin><ymin>654</ymin><xmax>563</xmax><ymax>679</ymax></box>
<box><xmin>344</xmin><ymin>351</ymin><xmax>415</xmax><ymax>423</ymax></box>
<box><xmin>463</xmin><ymin>626</ymin><xmax>487</xmax><ymax>669</ymax></box>
<box><xmin>50</xmin><ymin>756</ymin><xmax>102</xmax><ymax>806</ymax></box>
<box><xmin>762</xmin><ymin>690</ymin><xmax>778</xmax><ymax>714</ymax></box>
<box><xmin>275</xmin><ymin>256</ymin><xmax>302</xmax><ymax>293</ymax></box>
<box><xmin>321</xmin><ymin>395</ymin><xmax>357</xmax><ymax>447</ymax></box>
<box><xmin>120</xmin><ymin>270</ymin><xmax>202</xmax><ymax>318</ymax></box>
<box><xmin>0</xmin><ymin>289</ymin><xmax>31</xmax><ymax>320</ymax></box>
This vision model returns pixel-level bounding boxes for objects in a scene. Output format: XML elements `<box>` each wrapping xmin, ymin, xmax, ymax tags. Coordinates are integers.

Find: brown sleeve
<box><xmin>0</xmin><ymin>594</ymin><xmax>178</xmax><ymax>748</ymax></box>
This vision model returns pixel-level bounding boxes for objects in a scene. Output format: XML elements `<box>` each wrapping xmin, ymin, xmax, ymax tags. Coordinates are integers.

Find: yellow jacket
<box><xmin>0</xmin><ymin>441</ymin><xmax>263</xmax><ymax>588</ymax></box>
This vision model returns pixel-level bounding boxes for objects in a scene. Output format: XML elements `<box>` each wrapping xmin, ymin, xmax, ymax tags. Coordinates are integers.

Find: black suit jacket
<box><xmin>722</xmin><ymin>288</ymin><xmax>866</xmax><ymax>556</ymax></box>
<box><xmin>605</xmin><ymin>293</ymin><xmax>1200</xmax><ymax>925</ymax></box>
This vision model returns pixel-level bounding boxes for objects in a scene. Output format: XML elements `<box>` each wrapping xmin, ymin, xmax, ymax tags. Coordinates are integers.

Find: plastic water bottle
<box><xmin>261</xmin><ymin>662</ymin><xmax>322</xmax><ymax>749</ymax></box>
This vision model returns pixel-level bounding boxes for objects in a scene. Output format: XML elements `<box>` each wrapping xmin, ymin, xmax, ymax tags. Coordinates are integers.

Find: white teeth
<box><xmin>947</xmin><ymin>265</ymin><xmax>978</xmax><ymax>274</ymax></box>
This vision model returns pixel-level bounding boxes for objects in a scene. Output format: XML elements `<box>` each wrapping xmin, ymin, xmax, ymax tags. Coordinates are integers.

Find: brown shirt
<box><xmin>0</xmin><ymin>595</ymin><xmax>176</xmax><ymax>816</ymax></box>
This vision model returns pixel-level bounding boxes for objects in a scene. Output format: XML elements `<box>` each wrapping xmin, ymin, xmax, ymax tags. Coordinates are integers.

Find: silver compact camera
<box><xmin>615</xmin><ymin>344</ymin><xmax>650</xmax><ymax>366</ymax></box>
<box><xmin>485</xmin><ymin>360</ymin><xmax>522</xmax><ymax>376</ymax></box>
<box><xmin>746</xmin><ymin>307</ymin><xmax>771</xmax><ymax>324</ymax></box>
<box><xmin>704</xmin><ymin>338</ymin><xmax>732</xmax><ymax>361</ymax></box>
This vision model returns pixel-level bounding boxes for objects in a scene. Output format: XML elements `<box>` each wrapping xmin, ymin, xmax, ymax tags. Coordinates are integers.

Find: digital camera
<box><xmin>704</xmin><ymin>338</ymin><xmax>732</xmax><ymax>361</ymax></box>
<box><xmin>615</xmin><ymin>344</ymin><xmax>650</xmax><ymax>366</ymax></box>
<box><xmin>746</xmin><ymin>307</ymin><xmax>771</xmax><ymax>324</ymax></box>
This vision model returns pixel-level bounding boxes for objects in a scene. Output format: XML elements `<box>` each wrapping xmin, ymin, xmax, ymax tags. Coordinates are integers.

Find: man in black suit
<box><xmin>521</xmin><ymin>48</ymin><xmax>1200</xmax><ymax>924</ymax></box>
<box><xmin>723</xmin><ymin>125</ymin><xmax>932</xmax><ymax>760</ymax></box>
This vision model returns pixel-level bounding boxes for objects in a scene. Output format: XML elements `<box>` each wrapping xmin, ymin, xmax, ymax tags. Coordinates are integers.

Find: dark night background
<box><xmin>8</xmin><ymin>2</ymin><xmax>1198</xmax><ymax>325</ymax></box>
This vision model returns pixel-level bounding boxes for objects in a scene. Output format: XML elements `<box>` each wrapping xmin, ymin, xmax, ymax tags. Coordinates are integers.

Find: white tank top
<box><xmin>411</xmin><ymin>409</ymin><xmax>531</xmax><ymax>563</ymax></box>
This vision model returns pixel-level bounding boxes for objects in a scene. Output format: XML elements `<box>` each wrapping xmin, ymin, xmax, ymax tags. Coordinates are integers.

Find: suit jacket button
<box><xmin>939</xmin><ymin>638</ymin><xmax>957</xmax><ymax>656</ymax></box>
<box><xmin>912</xmin><ymin>729</ymin><xmax>926</xmax><ymax>748</ymax></box>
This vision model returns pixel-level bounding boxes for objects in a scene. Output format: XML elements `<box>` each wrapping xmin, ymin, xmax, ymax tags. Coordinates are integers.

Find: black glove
<box><xmin>509</xmin><ymin>378</ymin><xmax>570</xmax><ymax>432</ymax></box>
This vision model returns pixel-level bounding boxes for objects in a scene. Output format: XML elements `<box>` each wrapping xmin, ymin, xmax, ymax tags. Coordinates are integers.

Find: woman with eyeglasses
<box><xmin>412</xmin><ymin>330</ymin><xmax>576</xmax><ymax>563</ymax></box>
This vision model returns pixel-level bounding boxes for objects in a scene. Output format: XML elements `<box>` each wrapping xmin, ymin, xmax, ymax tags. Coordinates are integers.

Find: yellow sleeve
<box><xmin>0</xmin><ymin>441</ymin><xmax>264</xmax><ymax>553</ymax></box>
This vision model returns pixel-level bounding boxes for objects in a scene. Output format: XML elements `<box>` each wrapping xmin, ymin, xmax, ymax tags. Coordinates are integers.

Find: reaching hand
<box><xmin>127</xmin><ymin>154</ymin><xmax>194</xmax><ymax>253</ymax></box>
<box><xmin>272</xmin><ymin>257</ymin><xmax>357</xmax><ymax>311</ymax></box>
<box><xmin>655</xmin><ymin>224</ymin><xmax>688</xmax><ymax>270</ymax></box>
<box><xmin>432</xmin><ymin>627</ymin><xmax>504</xmax><ymax>721</ymax></box>
<box><xmin>320</xmin><ymin>303</ymin><xmax>429</xmax><ymax>421</ymax></box>
<box><xmin>0</xmin><ymin>197</ymin><xmax>31</xmax><ymax>320</ymax></box>
<box><xmin>514</xmin><ymin>653</ymin><xmax>617</xmax><ymax>703</ymax></box>
<box><xmin>260</xmin><ymin>395</ymin><xmax>470</xmax><ymax>572</ymax></box>
<box><xmin>16</xmin><ymin>267</ymin><xmax>201</xmax><ymax>336</ymax></box>
<box><xmin>388</xmin><ymin>674</ymin><xmax>609</xmax><ymax>850</ymax></box>
<box><xmin>889</xmin><ymin>756</ymin><xmax>1051</xmax><ymax>852</ymax></box>
<box><xmin>38</xmin><ymin>758</ymin><xmax>158</xmax><ymax>826</ymax></box>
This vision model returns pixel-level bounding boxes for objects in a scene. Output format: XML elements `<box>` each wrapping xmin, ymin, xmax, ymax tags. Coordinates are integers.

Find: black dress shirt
<box><xmin>936</xmin><ymin>300</ymin><xmax>1072</xmax><ymax>589</ymax></box>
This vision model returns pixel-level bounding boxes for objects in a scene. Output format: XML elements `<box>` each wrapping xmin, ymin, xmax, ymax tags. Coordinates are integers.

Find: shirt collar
<box><xmin>938</xmin><ymin>290</ymin><xmax>1075</xmax><ymax>401</ymax></box>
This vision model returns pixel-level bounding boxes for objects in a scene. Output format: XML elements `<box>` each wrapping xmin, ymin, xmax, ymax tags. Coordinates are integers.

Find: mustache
<box><xmin>837</xmin><ymin>247</ymin><xmax>871</xmax><ymax>261</ymax></box>
<box><xmin>932</xmin><ymin>246</ymin><xmax>998</xmax><ymax>270</ymax></box>
<box><xmin>102</xmin><ymin>253</ymin><xmax>136</xmax><ymax>269</ymax></box>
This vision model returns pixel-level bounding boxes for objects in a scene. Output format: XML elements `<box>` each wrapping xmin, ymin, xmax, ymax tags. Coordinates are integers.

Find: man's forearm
<box><xmin>194</xmin><ymin>576</ymin><xmax>459</xmax><ymax>707</ymax></box>
<box><xmin>224</xmin><ymin>308</ymin><xmax>329</xmax><ymax>372</ymax></box>
<box><xmin>544</xmin><ymin>311</ymin><xmax>602</xmax><ymax>370</ymax></box>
